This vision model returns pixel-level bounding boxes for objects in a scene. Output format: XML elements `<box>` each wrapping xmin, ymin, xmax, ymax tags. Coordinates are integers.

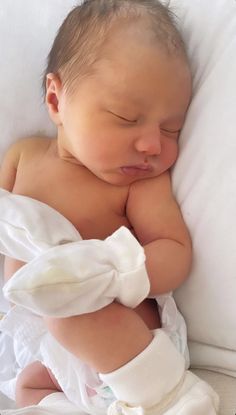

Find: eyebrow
<box><xmin>106</xmin><ymin>88</ymin><xmax>142</xmax><ymax>106</ymax></box>
<box><xmin>96</xmin><ymin>73</ymin><xmax>142</xmax><ymax>107</ymax></box>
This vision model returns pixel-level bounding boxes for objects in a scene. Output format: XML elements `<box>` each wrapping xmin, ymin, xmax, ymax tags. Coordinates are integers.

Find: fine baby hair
<box><xmin>42</xmin><ymin>0</ymin><xmax>186</xmax><ymax>96</ymax></box>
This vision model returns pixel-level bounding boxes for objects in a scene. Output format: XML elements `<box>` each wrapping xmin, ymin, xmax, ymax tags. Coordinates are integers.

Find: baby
<box><xmin>0</xmin><ymin>1</ymin><xmax>219</xmax><ymax>414</ymax></box>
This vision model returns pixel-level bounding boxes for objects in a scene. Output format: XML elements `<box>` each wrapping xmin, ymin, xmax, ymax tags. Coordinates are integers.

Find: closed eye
<box><xmin>161</xmin><ymin>128</ymin><xmax>181</xmax><ymax>134</ymax></box>
<box><xmin>109</xmin><ymin>111</ymin><xmax>137</xmax><ymax>124</ymax></box>
<box><xmin>161</xmin><ymin>128</ymin><xmax>181</xmax><ymax>137</ymax></box>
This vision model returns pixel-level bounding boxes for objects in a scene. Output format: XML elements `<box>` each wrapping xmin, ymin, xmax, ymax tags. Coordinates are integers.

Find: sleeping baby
<box><xmin>0</xmin><ymin>1</ymin><xmax>218</xmax><ymax>414</ymax></box>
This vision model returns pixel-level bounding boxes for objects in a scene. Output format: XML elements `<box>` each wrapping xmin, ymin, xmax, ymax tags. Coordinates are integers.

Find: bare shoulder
<box><xmin>126</xmin><ymin>172</ymin><xmax>188</xmax><ymax>245</ymax></box>
<box><xmin>0</xmin><ymin>136</ymin><xmax>53</xmax><ymax>191</ymax></box>
<box><xmin>13</xmin><ymin>136</ymin><xmax>53</xmax><ymax>155</ymax></box>
<box><xmin>3</xmin><ymin>136</ymin><xmax>52</xmax><ymax>160</ymax></box>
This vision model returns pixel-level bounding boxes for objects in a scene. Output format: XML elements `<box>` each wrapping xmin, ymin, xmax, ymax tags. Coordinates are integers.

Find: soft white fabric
<box><xmin>0</xmin><ymin>256</ymin><xmax>9</xmax><ymax>313</ymax></box>
<box><xmin>0</xmin><ymin>293</ymin><xmax>189</xmax><ymax>411</ymax></box>
<box><xmin>0</xmin><ymin>189</ymin><xmax>81</xmax><ymax>262</ymax></box>
<box><xmin>0</xmin><ymin>306</ymin><xmax>103</xmax><ymax>414</ymax></box>
<box><xmin>108</xmin><ymin>373</ymin><xmax>218</xmax><ymax>415</ymax></box>
<box><xmin>4</xmin><ymin>234</ymin><xmax>149</xmax><ymax>315</ymax></box>
<box><xmin>0</xmin><ymin>330</ymin><xmax>18</xmax><ymax>401</ymax></box>
<box><xmin>0</xmin><ymin>392</ymin><xmax>85</xmax><ymax>415</ymax></box>
<box><xmin>169</xmin><ymin>0</ymin><xmax>236</xmax><ymax>375</ymax></box>
<box><xmin>101</xmin><ymin>330</ymin><xmax>186</xmax><ymax>408</ymax></box>
<box><xmin>0</xmin><ymin>308</ymin><xmax>218</xmax><ymax>415</ymax></box>
<box><xmin>192</xmin><ymin>369</ymin><xmax>236</xmax><ymax>415</ymax></box>
<box><xmin>101</xmin><ymin>330</ymin><xmax>218</xmax><ymax>414</ymax></box>
<box><xmin>0</xmin><ymin>189</ymin><xmax>150</xmax><ymax>315</ymax></box>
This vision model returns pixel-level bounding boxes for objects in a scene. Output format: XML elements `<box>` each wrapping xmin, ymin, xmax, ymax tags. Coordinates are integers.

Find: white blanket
<box><xmin>0</xmin><ymin>392</ymin><xmax>86</xmax><ymax>415</ymax></box>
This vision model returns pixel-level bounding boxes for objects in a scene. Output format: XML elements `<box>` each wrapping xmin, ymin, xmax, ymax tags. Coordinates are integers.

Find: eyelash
<box><xmin>110</xmin><ymin>112</ymin><xmax>181</xmax><ymax>133</ymax></box>
<box><xmin>161</xmin><ymin>128</ymin><xmax>181</xmax><ymax>135</ymax></box>
<box><xmin>110</xmin><ymin>112</ymin><xmax>137</xmax><ymax>124</ymax></box>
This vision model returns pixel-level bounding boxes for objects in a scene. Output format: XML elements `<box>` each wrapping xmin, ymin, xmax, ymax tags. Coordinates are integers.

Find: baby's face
<box><xmin>56</xmin><ymin>30</ymin><xmax>191</xmax><ymax>186</ymax></box>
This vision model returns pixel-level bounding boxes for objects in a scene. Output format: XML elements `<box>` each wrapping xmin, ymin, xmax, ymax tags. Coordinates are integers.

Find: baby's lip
<box><xmin>123</xmin><ymin>163</ymin><xmax>152</xmax><ymax>170</ymax></box>
<box><xmin>120</xmin><ymin>164</ymin><xmax>153</xmax><ymax>176</ymax></box>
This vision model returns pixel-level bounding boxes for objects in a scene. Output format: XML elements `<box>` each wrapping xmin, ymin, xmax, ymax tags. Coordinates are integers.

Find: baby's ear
<box><xmin>45</xmin><ymin>73</ymin><xmax>63</xmax><ymax>126</ymax></box>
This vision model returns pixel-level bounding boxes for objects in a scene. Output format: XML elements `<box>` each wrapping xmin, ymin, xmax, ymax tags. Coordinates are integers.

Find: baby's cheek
<box><xmin>163</xmin><ymin>141</ymin><xmax>178</xmax><ymax>168</ymax></box>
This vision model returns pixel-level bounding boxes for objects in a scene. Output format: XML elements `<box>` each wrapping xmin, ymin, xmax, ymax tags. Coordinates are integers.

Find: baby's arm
<box><xmin>126</xmin><ymin>172</ymin><xmax>192</xmax><ymax>295</ymax></box>
<box><xmin>0</xmin><ymin>137</ymin><xmax>42</xmax><ymax>191</ymax></box>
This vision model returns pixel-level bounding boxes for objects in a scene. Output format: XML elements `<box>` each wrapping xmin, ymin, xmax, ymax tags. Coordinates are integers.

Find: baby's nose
<box><xmin>135</xmin><ymin>128</ymin><xmax>161</xmax><ymax>156</ymax></box>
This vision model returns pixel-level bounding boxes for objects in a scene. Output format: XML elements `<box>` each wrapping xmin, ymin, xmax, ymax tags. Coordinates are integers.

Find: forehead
<box><xmin>97</xmin><ymin>22</ymin><xmax>188</xmax><ymax>78</ymax></box>
<box><xmin>64</xmin><ymin>22</ymin><xmax>191</xmax><ymax>115</ymax></box>
<box><xmin>92</xmin><ymin>38</ymin><xmax>191</xmax><ymax>112</ymax></box>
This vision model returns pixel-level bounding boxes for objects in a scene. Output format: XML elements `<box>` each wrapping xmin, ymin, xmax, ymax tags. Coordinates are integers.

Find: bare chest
<box><xmin>13</xmin><ymin>156</ymin><xmax>131</xmax><ymax>240</ymax></box>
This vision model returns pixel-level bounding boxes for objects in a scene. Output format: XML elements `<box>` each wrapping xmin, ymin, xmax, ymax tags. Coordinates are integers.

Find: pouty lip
<box><xmin>121</xmin><ymin>163</ymin><xmax>153</xmax><ymax>171</ymax></box>
<box><xmin>120</xmin><ymin>163</ymin><xmax>153</xmax><ymax>176</ymax></box>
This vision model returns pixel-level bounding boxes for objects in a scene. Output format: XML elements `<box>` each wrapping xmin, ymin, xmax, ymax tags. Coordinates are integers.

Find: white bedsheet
<box><xmin>0</xmin><ymin>392</ymin><xmax>86</xmax><ymax>415</ymax></box>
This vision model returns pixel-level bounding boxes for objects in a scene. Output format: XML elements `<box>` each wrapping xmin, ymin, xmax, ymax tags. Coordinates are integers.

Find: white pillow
<box><xmin>0</xmin><ymin>0</ymin><xmax>78</xmax><ymax>163</ymax></box>
<box><xmin>0</xmin><ymin>0</ymin><xmax>236</xmax><ymax>378</ymax></box>
<box><xmin>171</xmin><ymin>0</ymin><xmax>236</xmax><ymax>376</ymax></box>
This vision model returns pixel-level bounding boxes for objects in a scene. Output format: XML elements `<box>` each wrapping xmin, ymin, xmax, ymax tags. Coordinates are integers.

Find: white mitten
<box><xmin>0</xmin><ymin>188</ymin><xmax>81</xmax><ymax>261</ymax></box>
<box><xmin>3</xmin><ymin>227</ymin><xmax>150</xmax><ymax>317</ymax></box>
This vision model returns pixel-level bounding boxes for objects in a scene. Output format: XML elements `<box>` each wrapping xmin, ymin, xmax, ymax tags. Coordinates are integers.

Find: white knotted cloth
<box><xmin>0</xmin><ymin>188</ymin><xmax>150</xmax><ymax>317</ymax></box>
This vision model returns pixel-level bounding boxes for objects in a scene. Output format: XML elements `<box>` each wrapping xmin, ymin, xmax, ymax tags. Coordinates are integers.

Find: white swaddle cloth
<box><xmin>0</xmin><ymin>189</ymin><xmax>150</xmax><ymax>315</ymax></box>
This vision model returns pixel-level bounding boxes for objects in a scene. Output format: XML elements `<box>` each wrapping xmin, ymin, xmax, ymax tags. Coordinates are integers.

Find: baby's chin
<box><xmin>96</xmin><ymin>169</ymin><xmax>161</xmax><ymax>187</ymax></box>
